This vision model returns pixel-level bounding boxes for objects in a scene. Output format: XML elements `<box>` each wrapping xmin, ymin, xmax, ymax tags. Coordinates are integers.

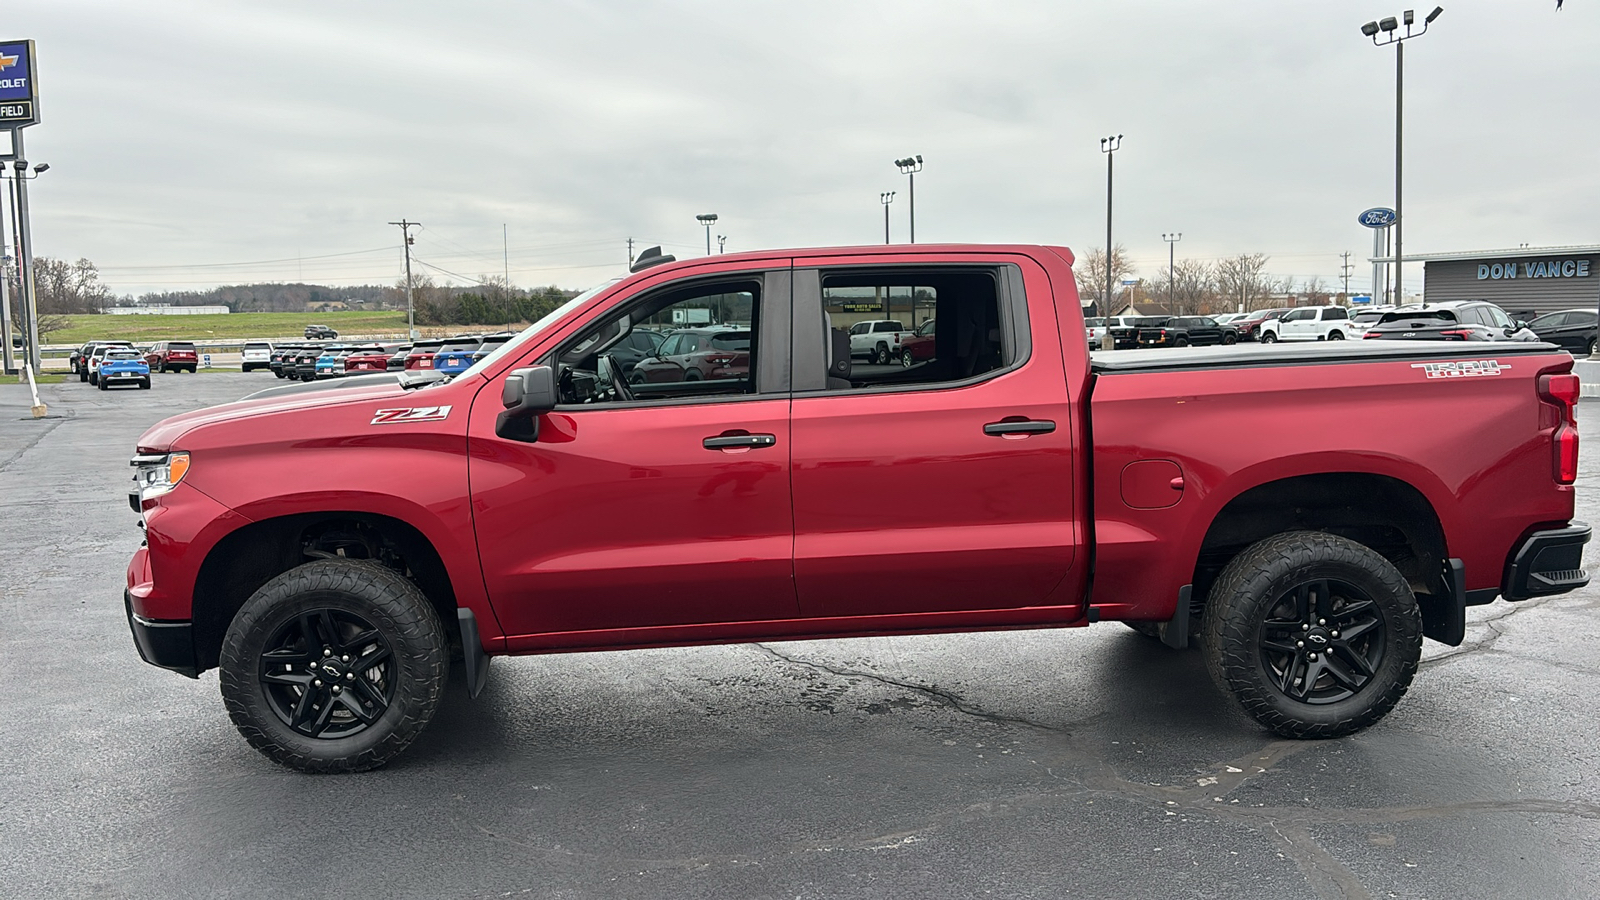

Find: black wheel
<box><xmin>1222</xmin><ymin>332</ymin><xmax>1238</xmax><ymax>345</ymax></box>
<box><xmin>1327</xmin><ymin>330</ymin><xmax>1344</xmax><ymax>341</ymax></box>
<box><xmin>98</xmin><ymin>379</ymin><xmax>108</xmax><ymax>391</ymax></box>
<box><xmin>1174</xmin><ymin>336</ymin><xmax>1189</xmax><ymax>347</ymax></box>
<box><xmin>89</xmin><ymin>372</ymin><xmax>98</xmax><ymax>385</ymax></box>
<box><xmin>79</xmin><ymin>369</ymin><xmax>88</xmax><ymax>382</ymax></box>
<box><xmin>1587</xmin><ymin>338</ymin><xmax>1596</xmax><ymax>357</ymax></box>
<box><xmin>900</xmin><ymin>350</ymin><xmax>914</xmax><ymax>368</ymax></box>
<box><xmin>139</xmin><ymin>378</ymin><xmax>151</xmax><ymax>389</ymax></box>
<box><xmin>218</xmin><ymin>559</ymin><xmax>449</xmax><ymax>773</ymax></box>
<box><xmin>1201</xmin><ymin>531</ymin><xmax>1421</xmax><ymax>739</ymax></box>
<box><xmin>1260</xmin><ymin>331</ymin><xmax>1278</xmax><ymax>344</ymax></box>
<box><xmin>874</xmin><ymin>344</ymin><xmax>890</xmax><ymax>365</ymax></box>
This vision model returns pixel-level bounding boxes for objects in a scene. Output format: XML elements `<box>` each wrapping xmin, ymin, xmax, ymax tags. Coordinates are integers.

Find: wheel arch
<box><xmin>191</xmin><ymin>512</ymin><xmax>460</xmax><ymax>674</ymax></box>
<box><xmin>1191</xmin><ymin>472</ymin><xmax>1450</xmax><ymax>626</ymax></box>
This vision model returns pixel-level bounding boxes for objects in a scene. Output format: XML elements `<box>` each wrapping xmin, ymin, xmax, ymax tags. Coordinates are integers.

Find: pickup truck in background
<box><xmin>1256</xmin><ymin>306</ymin><xmax>1354</xmax><ymax>343</ymax></box>
<box><xmin>123</xmin><ymin>243</ymin><xmax>1589</xmax><ymax>773</ymax></box>
<box><xmin>849</xmin><ymin>319</ymin><xmax>914</xmax><ymax>364</ymax></box>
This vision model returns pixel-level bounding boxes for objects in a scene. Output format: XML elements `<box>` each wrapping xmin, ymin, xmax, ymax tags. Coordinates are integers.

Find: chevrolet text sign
<box><xmin>0</xmin><ymin>40</ymin><xmax>38</xmax><ymax>128</ymax></box>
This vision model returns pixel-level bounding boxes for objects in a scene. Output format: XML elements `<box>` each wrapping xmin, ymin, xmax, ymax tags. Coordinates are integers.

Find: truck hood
<box><xmin>134</xmin><ymin>377</ymin><xmax>424</xmax><ymax>452</ymax></box>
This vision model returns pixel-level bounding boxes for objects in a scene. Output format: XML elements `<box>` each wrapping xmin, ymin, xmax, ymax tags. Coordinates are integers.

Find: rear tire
<box><xmin>874</xmin><ymin>344</ymin><xmax>890</xmax><ymax>365</ymax></box>
<box><xmin>1587</xmin><ymin>338</ymin><xmax>1596</xmax><ymax>357</ymax></box>
<box><xmin>139</xmin><ymin>378</ymin><xmax>151</xmax><ymax>389</ymax></box>
<box><xmin>1201</xmin><ymin>531</ymin><xmax>1421</xmax><ymax>739</ymax></box>
<box><xmin>1327</xmin><ymin>330</ymin><xmax>1344</xmax><ymax>341</ymax></box>
<box><xmin>1174</xmin><ymin>336</ymin><xmax>1190</xmax><ymax>347</ymax></box>
<box><xmin>218</xmin><ymin>559</ymin><xmax>449</xmax><ymax>774</ymax></box>
<box><xmin>1260</xmin><ymin>331</ymin><xmax>1278</xmax><ymax>344</ymax></box>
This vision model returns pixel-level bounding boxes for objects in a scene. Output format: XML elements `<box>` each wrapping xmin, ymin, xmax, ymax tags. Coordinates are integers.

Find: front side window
<box><xmin>1483</xmin><ymin>305</ymin><xmax>1515</xmax><ymax>329</ymax></box>
<box><xmin>551</xmin><ymin>280</ymin><xmax>761</xmax><ymax>405</ymax></box>
<box><xmin>1283</xmin><ymin>310</ymin><xmax>1313</xmax><ymax>322</ymax></box>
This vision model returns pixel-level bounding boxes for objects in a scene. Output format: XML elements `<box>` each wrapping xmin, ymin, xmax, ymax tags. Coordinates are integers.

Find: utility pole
<box><xmin>880</xmin><ymin>191</ymin><xmax>895</xmax><ymax>244</ymax></box>
<box><xmin>1100</xmin><ymin>135</ymin><xmax>1122</xmax><ymax>315</ymax></box>
<box><xmin>627</xmin><ymin>237</ymin><xmax>635</xmax><ymax>268</ymax></box>
<box><xmin>1340</xmin><ymin>251</ymin><xmax>1354</xmax><ymax>301</ymax></box>
<box><xmin>502</xmin><ymin>223</ymin><xmax>510</xmax><ymax>299</ymax></box>
<box><xmin>388</xmin><ymin>219</ymin><xmax>420</xmax><ymax>338</ymax></box>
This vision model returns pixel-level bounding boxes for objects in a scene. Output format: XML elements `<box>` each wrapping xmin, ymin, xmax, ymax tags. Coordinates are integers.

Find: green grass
<box><xmin>46</xmin><ymin>310</ymin><xmax>413</xmax><ymax>344</ymax></box>
<box><xmin>0</xmin><ymin>373</ymin><xmax>67</xmax><ymax>384</ymax></box>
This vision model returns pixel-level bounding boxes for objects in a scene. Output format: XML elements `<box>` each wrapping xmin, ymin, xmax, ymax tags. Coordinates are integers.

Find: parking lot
<box><xmin>2</xmin><ymin>371</ymin><xmax>1598</xmax><ymax>900</ymax></box>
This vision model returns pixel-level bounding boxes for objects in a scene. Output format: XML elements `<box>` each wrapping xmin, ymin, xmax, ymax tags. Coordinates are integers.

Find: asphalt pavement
<box><xmin>2</xmin><ymin>371</ymin><xmax>1597</xmax><ymax>899</ymax></box>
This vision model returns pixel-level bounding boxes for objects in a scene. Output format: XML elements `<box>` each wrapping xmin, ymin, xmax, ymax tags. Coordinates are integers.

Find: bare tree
<box><xmin>1298</xmin><ymin>276</ymin><xmax>1331</xmax><ymax>306</ymax></box>
<box><xmin>1149</xmin><ymin>259</ymin><xmax>1220</xmax><ymax>316</ymax></box>
<box><xmin>1074</xmin><ymin>245</ymin><xmax>1135</xmax><ymax>313</ymax></box>
<box><xmin>1215</xmin><ymin>253</ymin><xmax>1277</xmax><ymax>313</ymax></box>
<box><xmin>30</xmin><ymin>257</ymin><xmax>112</xmax><ymax>314</ymax></box>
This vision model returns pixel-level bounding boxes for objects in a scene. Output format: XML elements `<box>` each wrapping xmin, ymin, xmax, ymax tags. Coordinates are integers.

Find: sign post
<box><xmin>1</xmin><ymin>39</ymin><xmax>42</xmax><ymax>376</ymax></box>
<box><xmin>1358</xmin><ymin>208</ymin><xmax>1396</xmax><ymax>306</ymax></box>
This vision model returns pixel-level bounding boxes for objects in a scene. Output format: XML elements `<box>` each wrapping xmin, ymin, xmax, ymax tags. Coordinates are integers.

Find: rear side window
<box><xmin>874</xmin><ymin>321</ymin><xmax>904</xmax><ymax>332</ymax></box>
<box><xmin>710</xmin><ymin>332</ymin><xmax>751</xmax><ymax>351</ymax></box>
<box><xmin>1324</xmin><ymin>307</ymin><xmax>1348</xmax><ymax>320</ymax></box>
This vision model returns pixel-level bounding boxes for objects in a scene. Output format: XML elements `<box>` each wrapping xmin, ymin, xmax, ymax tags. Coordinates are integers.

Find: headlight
<box><xmin>130</xmin><ymin>451</ymin><xmax>191</xmax><ymax>499</ymax></box>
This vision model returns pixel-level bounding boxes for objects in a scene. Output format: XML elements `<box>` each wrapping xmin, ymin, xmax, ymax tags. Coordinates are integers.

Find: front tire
<box><xmin>1201</xmin><ymin>531</ymin><xmax>1421</xmax><ymax>739</ymax></box>
<box><xmin>218</xmin><ymin>559</ymin><xmax>449</xmax><ymax>773</ymax></box>
<box><xmin>1222</xmin><ymin>332</ymin><xmax>1238</xmax><ymax>345</ymax></box>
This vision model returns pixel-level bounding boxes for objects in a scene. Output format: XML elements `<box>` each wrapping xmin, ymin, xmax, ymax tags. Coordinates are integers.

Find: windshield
<box><xmin>453</xmin><ymin>278</ymin><xmax>623</xmax><ymax>381</ymax></box>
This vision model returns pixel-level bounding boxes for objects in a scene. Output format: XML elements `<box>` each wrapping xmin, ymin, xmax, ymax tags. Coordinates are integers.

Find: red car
<box><xmin>1231</xmin><ymin>308</ymin><xmax>1292</xmax><ymax>342</ymax></box>
<box><xmin>403</xmin><ymin>338</ymin><xmax>444</xmax><ymax>370</ymax></box>
<box><xmin>343</xmin><ymin>343</ymin><xmax>404</xmax><ymax>373</ymax></box>
<box><xmin>124</xmin><ymin>243</ymin><xmax>1587</xmax><ymax>773</ymax></box>
<box><xmin>899</xmin><ymin>318</ymin><xmax>936</xmax><ymax>366</ymax></box>
<box><xmin>145</xmin><ymin>341</ymin><xmax>199</xmax><ymax>373</ymax></box>
<box><xmin>629</xmin><ymin>326</ymin><xmax>751</xmax><ymax>384</ymax></box>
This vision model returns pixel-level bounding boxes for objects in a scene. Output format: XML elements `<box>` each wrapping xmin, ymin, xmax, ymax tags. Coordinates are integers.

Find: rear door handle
<box><xmin>703</xmin><ymin>433</ymin><xmax>778</xmax><ymax>450</ymax></box>
<box><xmin>983</xmin><ymin>419</ymin><xmax>1056</xmax><ymax>436</ymax></box>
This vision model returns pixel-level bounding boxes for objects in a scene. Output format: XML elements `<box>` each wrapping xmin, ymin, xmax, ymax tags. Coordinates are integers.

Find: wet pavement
<box><xmin>2</xmin><ymin>372</ymin><xmax>1597</xmax><ymax>899</ymax></box>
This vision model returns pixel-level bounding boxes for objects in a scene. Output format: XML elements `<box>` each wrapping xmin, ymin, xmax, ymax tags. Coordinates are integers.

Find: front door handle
<box><xmin>983</xmin><ymin>419</ymin><xmax>1056</xmax><ymax>436</ymax></box>
<box><xmin>703</xmin><ymin>433</ymin><xmax>778</xmax><ymax>450</ymax></box>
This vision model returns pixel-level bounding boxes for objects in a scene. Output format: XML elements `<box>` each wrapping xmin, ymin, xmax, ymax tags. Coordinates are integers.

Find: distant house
<box><xmin>307</xmin><ymin>300</ymin><xmax>349</xmax><ymax>312</ymax></box>
<box><xmin>1110</xmin><ymin>301</ymin><xmax>1177</xmax><ymax>318</ymax></box>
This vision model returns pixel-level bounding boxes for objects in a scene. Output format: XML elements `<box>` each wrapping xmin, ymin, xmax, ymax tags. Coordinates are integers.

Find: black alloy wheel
<box><xmin>1261</xmin><ymin>331</ymin><xmax>1278</xmax><ymax>344</ymax></box>
<box><xmin>1222</xmin><ymin>332</ymin><xmax>1238</xmax><ymax>345</ymax></box>
<box><xmin>1202</xmin><ymin>531</ymin><xmax>1421</xmax><ymax>738</ymax></box>
<box><xmin>219</xmin><ymin>559</ymin><xmax>448</xmax><ymax>773</ymax></box>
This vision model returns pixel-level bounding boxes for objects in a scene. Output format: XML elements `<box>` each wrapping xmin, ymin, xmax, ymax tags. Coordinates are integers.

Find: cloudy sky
<box><xmin>6</xmin><ymin>0</ymin><xmax>1598</xmax><ymax>297</ymax></box>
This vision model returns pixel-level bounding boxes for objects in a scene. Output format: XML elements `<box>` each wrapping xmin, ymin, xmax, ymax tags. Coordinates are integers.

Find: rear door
<box><xmin>786</xmin><ymin>255</ymin><xmax>1080</xmax><ymax>618</ymax></box>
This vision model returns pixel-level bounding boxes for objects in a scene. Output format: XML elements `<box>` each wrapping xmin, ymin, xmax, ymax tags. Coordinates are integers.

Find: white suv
<box><xmin>241</xmin><ymin>341</ymin><xmax>274</xmax><ymax>372</ymax></box>
<box><xmin>1258</xmin><ymin>306</ymin><xmax>1354</xmax><ymax>343</ymax></box>
<box><xmin>848</xmin><ymin>320</ymin><xmax>914</xmax><ymax>365</ymax></box>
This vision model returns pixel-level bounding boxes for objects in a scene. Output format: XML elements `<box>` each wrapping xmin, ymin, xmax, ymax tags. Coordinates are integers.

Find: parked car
<box><xmin>305</xmin><ymin>324</ymin><xmax>339</xmax><ymax>339</ymax></box>
<box><xmin>901</xmin><ymin>319</ymin><xmax>937</xmax><ymax>365</ymax></box>
<box><xmin>313</xmin><ymin>345</ymin><xmax>353</xmax><ymax>379</ymax></box>
<box><xmin>96</xmin><ymin>348</ymin><xmax>151</xmax><ymax>390</ymax></box>
<box><xmin>290</xmin><ymin>344</ymin><xmax>331</xmax><ymax>380</ymax></box>
<box><xmin>631</xmin><ymin>326</ymin><xmax>752</xmax><ymax>383</ymax></box>
<box><xmin>432</xmin><ymin>337</ymin><xmax>487</xmax><ymax>377</ymax></box>
<box><xmin>344</xmin><ymin>343</ymin><xmax>404</xmax><ymax>374</ymax></box>
<box><xmin>1137</xmin><ymin>316</ymin><xmax>1238</xmax><ymax>347</ymax></box>
<box><xmin>1231</xmin><ymin>308</ymin><xmax>1292</xmax><ymax>342</ymax></box>
<box><xmin>123</xmin><ymin>241</ymin><xmax>1588</xmax><ymax>773</ymax></box>
<box><xmin>270</xmin><ymin>344</ymin><xmax>308</xmax><ymax>378</ymax></box>
<box><xmin>1084</xmin><ymin>316</ymin><xmax>1107</xmax><ymax>346</ymax></box>
<box><xmin>240</xmin><ymin>341</ymin><xmax>274</xmax><ymax>373</ymax></box>
<box><xmin>404</xmin><ymin>338</ymin><xmax>445</xmax><ymax>370</ymax></box>
<box><xmin>86</xmin><ymin>345</ymin><xmax>123</xmax><ymax>385</ymax></box>
<box><xmin>1345</xmin><ymin>306</ymin><xmax>1398</xmax><ymax>340</ymax></box>
<box><xmin>74</xmin><ymin>340</ymin><xmax>133</xmax><ymax>379</ymax></box>
<box><xmin>1527</xmin><ymin>308</ymin><xmax>1598</xmax><ymax>357</ymax></box>
<box><xmin>470</xmin><ymin>333</ymin><xmax>515</xmax><ymax>364</ymax></box>
<box><xmin>386</xmin><ymin>344</ymin><xmax>413</xmax><ymax>372</ymax></box>
<box><xmin>848</xmin><ymin>319</ymin><xmax>914</xmax><ymax>365</ymax></box>
<box><xmin>1362</xmin><ymin>301</ymin><xmax>1539</xmax><ymax>343</ymax></box>
<box><xmin>595</xmin><ymin>329</ymin><xmax>663</xmax><ymax>376</ymax></box>
<box><xmin>1109</xmin><ymin>316</ymin><xmax>1170</xmax><ymax>349</ymax></box>
<box><xmin>1256</xmin><ymin>306</ymin><xmax>1355</xmax><ymax>343</ymax></box>
<box><xmin>145</xmin><ymin>341</ymin><xmax>200</xmax><ymax>373</ymax></box>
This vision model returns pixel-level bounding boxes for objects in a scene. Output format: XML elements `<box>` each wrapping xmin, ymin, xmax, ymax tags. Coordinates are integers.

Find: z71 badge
<box><xmin>1410</xmin><ymin>360</ymin><xmax>1509</xmax><ymax>379</ymax></box>
<box><xmin>370</xmin><ymin>405</ymin><xmax>453</xmax><ymax>425</ymax></box>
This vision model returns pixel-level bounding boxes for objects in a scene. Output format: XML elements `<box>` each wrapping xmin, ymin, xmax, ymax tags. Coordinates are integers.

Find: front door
<box><xmin>468</xmin><ymin>267</ymin><xmax>799</xmax><ymax>639</ymax></box>
<box><xmin>786</xmin><ymin>258</ymin><xmax>1081</xmax><ymax>619</ymax></box>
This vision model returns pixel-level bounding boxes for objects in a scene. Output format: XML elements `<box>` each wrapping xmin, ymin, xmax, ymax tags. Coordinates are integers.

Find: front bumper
<box><xmin>1505</xmin><ymin>522</ymin><xmax>1591</xmax><ymax>600</ymax></box>
<box><xmin>124</xmin><ymin>589</ymin><xmax>197</xmax><ymax>677</ymax></box>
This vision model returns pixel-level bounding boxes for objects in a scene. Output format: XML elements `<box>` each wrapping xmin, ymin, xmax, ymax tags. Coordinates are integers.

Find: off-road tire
<box><xmin>219</xmin><ymin>559</ymin><xmax>449</xmax><ymax>773</ymax></box>
<box><xmin>1201</xmin><ymin>531</ymin><xmax>1421</xmax><ymax>739</ymax></box>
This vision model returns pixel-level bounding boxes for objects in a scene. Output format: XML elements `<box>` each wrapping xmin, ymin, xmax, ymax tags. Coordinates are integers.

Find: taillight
<box><xmin>1541</xmin><ymin>373</ymin><xmax>1580</xmax><ymax>484</ymax></box>
<box><xmin>1438</xmin><ymin>329</ymin><xmax>1475</xmax><ymax>340</ymax></box>
<box><xmin>1363</xmin><ymin>331</ymin><xmax>1383</xmax><ymax>339</ymax></box>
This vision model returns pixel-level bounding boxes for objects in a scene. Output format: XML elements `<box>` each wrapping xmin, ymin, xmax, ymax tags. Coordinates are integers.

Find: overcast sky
<box><xmin>6</xmin><ymin>0</ymin><xmax>1598</xmax><ymax>297</ymax></box>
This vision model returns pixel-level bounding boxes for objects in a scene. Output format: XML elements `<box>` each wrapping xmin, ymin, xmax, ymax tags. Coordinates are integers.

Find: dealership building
<box><xmin>1410</xmin><ymin>245</ymin><xmax>1600</xmax><ymax>320</ymax></box>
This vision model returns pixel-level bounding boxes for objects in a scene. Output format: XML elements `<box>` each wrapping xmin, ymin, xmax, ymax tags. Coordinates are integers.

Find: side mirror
<box><xmin>496</xmin><ymin>366</ymin><xmax>557</xmax><ymax>442</ymax></box>
<box><xmin>1515</xmin><ymin>320</ymin><xmax>1529</xmax><ymax>330</ymax></box>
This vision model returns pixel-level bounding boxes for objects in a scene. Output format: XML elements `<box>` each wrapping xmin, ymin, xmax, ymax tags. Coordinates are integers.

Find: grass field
<box><xmin>1</xmin><ymin>373</ymin><xmax>67</xmax><ymax>384</ymax></box>
<box><xmin>46</xmin><ymin>311</ymin><xmax>413</xmax><ymax>344</ymax></box>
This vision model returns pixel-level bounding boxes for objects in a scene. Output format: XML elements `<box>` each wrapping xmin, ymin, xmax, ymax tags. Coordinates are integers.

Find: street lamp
<box><xmin>2</xmin><ymin>159</ymin><xmax>50</xmax><ymax>375</ymax></box>
<box><xmin>894</xmin><ymin>155</ymin><xmax>922</xmax><ymax>243</ymax></box>
<box><xmin>1100</xmin><ymin>135</ymin><xmax>1122</xmax><ymax>315</ymax></box>
<box><xmin>1361</xmin><ymin>6</ymin><xmax>1443</xmax><ymax>306</ymax></box>
<box><xmin>880</xmin><ymin>191</ymin><xmax>896</xmax><ymax>244</ymax></box>
<box><xmin>1162</xmin><ymin>233</ymin><xmax>1182</xmax><ymax>309</ymax></box>
<box><xmin>717</xmin><ymin>235</ymin><xmax>727</xmax><ymax>254</ymax></box>
<box><xmin>696</xmin><ymin>213</ymin><xmax>718</xmax><ymax>255</ymax></box>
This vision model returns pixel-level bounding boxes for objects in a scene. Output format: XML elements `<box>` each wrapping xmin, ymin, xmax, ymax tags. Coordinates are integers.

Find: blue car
<box><xmin>314</xmin><ymin>346</ymin><xmax>349</xmax><ymax>379</ymax></box>
<box><xmin>97</xmin><ymin>348</ymin><xmax>151</xmax><ymax>390</ymax></box>
<box><xmin>431</xmin><ymin>337</ymin><xmax>485</xmax><ymax>377</ymax></box>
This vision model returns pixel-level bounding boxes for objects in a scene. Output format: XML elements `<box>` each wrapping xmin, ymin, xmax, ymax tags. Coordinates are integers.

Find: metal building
<box><xmin>1407</xmin><ymin>245</ymin><xmax>1600</xmax><ymax>320</ymax></box>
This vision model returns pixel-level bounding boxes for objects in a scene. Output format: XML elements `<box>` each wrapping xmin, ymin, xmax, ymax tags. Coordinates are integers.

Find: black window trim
<box><xmin>790</xmin><ymin>262</ymin><xmax>1031</xmax><ymax>396</ymax></box>
<box><xmin>539</xmin><ymin>267</ymin><xmax>792</xmax><ymax>410</ymax></box>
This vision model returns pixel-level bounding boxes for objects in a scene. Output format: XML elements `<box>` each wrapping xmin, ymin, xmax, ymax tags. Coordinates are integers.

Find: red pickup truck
<box><xmin>123</xmin><ymin>244</ymin><xmax>1589</xmax><ymax>773</ymax></box>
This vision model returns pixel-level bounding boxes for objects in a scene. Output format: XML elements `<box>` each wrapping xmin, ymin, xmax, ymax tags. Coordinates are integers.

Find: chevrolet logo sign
<box><xmin>0</xmin><ymin>53</ymin><xmax>17</xmax><ymax>73</ymax></box>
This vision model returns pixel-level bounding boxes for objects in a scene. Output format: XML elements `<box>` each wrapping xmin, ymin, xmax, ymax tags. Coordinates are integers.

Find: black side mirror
<box><xmin>1515</xmin><ymin>320</ymin><xmax>1529</xmax><ymax>330</ymax></box>
<box><xmin>496</xmin><ymin>365</ymin><xmax>558</xmax><ymax>442</ymax></box>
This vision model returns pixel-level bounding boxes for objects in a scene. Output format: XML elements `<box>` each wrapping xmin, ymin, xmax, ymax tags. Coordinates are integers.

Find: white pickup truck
<box><xmin>1257</xmin><ymin>305</ymin><xmax>1355</xmax><ymax>343</ymax></box>
<box><xmin>849</xmin><ymin>319</ymin><xmax>914</xmax><ymax>364</ymax></box>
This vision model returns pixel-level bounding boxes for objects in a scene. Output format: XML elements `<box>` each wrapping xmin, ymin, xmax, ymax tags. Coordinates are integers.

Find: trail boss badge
<box><xmin>1410</xmin><ymin>360</ymin><xmax>1508</xmax><ymax>379</ymax></box>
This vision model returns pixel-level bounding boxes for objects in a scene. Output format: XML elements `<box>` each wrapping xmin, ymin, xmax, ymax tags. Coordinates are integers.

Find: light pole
<box><xmin>1361</xmin><ymin>6</ymin><xmax>1443</xmax><ymax>307</ymax></box>
<box><xmin>3</xmin><ymin>156</ymin><xmax>49</xmax><ymax>375</ymax></box>
<box><xmin>880</xmin><ymin>191</ymin><xmax>896</xmax><ymax>244</ymax></box>
<box><xmin>696</xmin><ymin>213</ymin><xmax>719</xmax><ymax>255</ymax></box>
<box><xmin>1162</xmin><ymin>233</ymin><xmax>1182</xmax><ymax>310</ymax></box>
<box><xmin>717</xmin><ymin>235</ymin><xmax>727</xmax><ymax>254</ymax></box>
<box><xmin>388</xmin><ymin>220</ymin><xmax>420</xmax><ymax>339</ymax></box>
<box><xmin>894</xmin><ymin>156</ymin><xmax>922</xmax><ymax>243</ymax></box>
<box><xmin>1100</xmin><ymin>135</ymin><xmax>1122</xmax><ymax>315</ymax></box>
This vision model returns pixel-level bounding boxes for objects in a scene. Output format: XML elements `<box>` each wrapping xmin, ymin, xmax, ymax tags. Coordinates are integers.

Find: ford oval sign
<box><xmin>1358</xmin><ymin>207</ymin><xmax>1397</xmax><ymax>228</ymax></box>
